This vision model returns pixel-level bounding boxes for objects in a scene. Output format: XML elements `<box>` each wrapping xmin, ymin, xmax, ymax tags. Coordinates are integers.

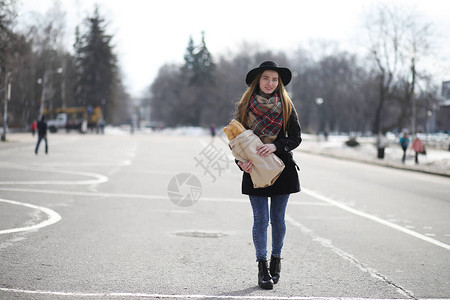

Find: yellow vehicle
<box><xmin>45</xmin><ymin>106</ymin><xmax>103</xmax><ymax>133</ymax></box>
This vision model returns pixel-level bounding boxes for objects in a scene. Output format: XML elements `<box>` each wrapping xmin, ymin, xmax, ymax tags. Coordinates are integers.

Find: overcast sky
<box><xmin>17</xmin><ymin>0</ymin><xmax>450</xmax><ymax>98</ymax></box>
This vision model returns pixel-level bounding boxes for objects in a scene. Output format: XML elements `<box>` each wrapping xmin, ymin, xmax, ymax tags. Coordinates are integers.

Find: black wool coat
<box><xmin>239</xmin><ymin>108</ymin><xmax>302</xmax><ymax>196</ymax></box>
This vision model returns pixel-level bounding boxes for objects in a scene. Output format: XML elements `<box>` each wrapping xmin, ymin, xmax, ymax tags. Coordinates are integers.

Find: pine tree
<box><xmin>182</xmin><ymin>32</ymin><xmax>215</xmax><ymax>85</ymax></box>
<box><xmin>183</xmin><ymin>36</ymin><xmax>196</xmax><ymax>73</ymax></box>
<box><xmin>179</xmin><ymin>32</ymin><xmax>216</xmax><ymax>125</ymax></box>
<box><xmin>194</xmin><ymin>31</ymin><xmax>215</xmax><ymax>84</ymax></box>
<box><xmin>75</xmin><ymin>6</ymin><xmax>117</xmax><ymax>121</ymax></box>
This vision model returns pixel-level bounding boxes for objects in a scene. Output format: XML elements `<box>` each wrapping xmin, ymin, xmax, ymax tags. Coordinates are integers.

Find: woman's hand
<box><xmin>256</xmin><ymin>143</ymin><xmax>276</xmax><ymax>157</ymax></box>
<box><xmin>238</xmin><ymin>160</ymin><xmax>253</xmax><ymax>173</ymax></box>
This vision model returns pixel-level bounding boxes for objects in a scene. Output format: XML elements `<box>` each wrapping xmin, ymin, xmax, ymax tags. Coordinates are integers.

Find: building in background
<box><xmin>436</xmin><ymin>81</ymin><xmax>450</xmax><ymax>133</ymax></box>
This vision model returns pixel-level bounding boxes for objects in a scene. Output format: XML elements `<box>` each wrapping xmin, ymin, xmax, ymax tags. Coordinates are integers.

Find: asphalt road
<box><xmin>0</xmin><ymin>132</ymin><xmax>449</xmax><ymax>300</ymax></box>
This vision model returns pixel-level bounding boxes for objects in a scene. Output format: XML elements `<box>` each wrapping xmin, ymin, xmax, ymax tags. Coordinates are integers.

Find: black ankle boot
<box><xmin>269</xmin><ymin>255</ymin><xmax>281</xmax><ymax>284</ymax></box>
<box><xmin>258</xmin><ymin>259</ymin><xmax>273</xmax><ymax>290</ymax></box>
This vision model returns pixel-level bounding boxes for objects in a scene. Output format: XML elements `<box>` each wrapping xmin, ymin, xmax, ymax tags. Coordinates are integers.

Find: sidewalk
<box><xmin>297</xmin><ymin>134</ymin><xmax>450</xmax><ymax>177</ymax></box>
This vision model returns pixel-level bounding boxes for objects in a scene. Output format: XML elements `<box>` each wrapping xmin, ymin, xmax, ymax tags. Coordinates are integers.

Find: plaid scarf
<box><xmin>247</xmin><ymin>93</ymin><xmax>283</xmax><ymax>144</ymax></box>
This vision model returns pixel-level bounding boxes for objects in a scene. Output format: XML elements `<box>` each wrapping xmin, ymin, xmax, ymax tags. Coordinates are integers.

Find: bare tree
<box><xmin>365</xmin><ymin>3</ymin><xmax>433</xmax><ymax>134</ymax></box>
<box><xmin>0</xmin><ymin>0</ymin><xmax>17</xmax><ymax>73</ymax></box>
<box><xmin>0</xmin><ymin>0</ymin><xmax>17</xmax><ymax>136</ymax></box>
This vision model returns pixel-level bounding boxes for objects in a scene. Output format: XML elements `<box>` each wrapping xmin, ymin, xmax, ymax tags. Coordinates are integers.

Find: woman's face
<box><xmin>259</xmin><ymin>70</ymin><xmax>279</xmax><ymax>94</ymax></box>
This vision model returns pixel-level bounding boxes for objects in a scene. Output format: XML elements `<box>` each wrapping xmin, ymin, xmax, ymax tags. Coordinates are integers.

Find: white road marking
<box><xmin>0</xmin><ymin>236</ymin><xmax>27</xmax><ymax>250</ymax></box>
<box><xmin>0</xmin><ymin>168</ymin><xmax>108</xmax><ymax>185</ymax></box>
<box><xmin>302</xmin><ymin>188</ymin><xmax>450</xmax><ymax>251</ymax></box>
<box><xmin>0</xmin><ymin>187</ymin><xmax>330</xmax><ymax>207</ymax></box>
<box><xmin>0</xmin><ymin>161</ymin><xmax>120</xmax><ymax>185</ymax></box>
<box><xmin>0</xmin><ymin>199</ymin><xmax>61</xmax><ymax>235</ymax></box>
<box><xmin>0</xmin><ymin>287</ymin><xmax>419</xmax><ymax>299</ymax></box>
<box><xmin>0</xmin><ymin>187</ymin><xmax>167</xmax><ymax>199</ymax></box>
<box><xmin>0</xmin><ymin>186</ymin><xmax>447</xmax><ymax>252</ymax></box>
<box><xmin>285</xmin><ymin>215</ymin><xmax>414</xmax><ymax>298</ymax></box>
<box><xmin>0</xmin><ymin>170</ymin><xmax>107</xmax><ymax>185</ymax></box>
<box><xmin>32</xmin><ymin>160</ymin><xmax>132</xmax><ymax>167</ymax></box>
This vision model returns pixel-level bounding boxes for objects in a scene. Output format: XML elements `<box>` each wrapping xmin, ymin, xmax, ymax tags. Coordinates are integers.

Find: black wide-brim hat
<box><xmin>245</xmin><ymin>61</ymin><xmax>292</xmax><ymax>86</ymax></box>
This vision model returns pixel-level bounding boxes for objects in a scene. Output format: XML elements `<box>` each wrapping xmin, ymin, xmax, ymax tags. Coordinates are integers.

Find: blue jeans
<box><xmin>35</xmin><ymin>135</ymin><xmax>48</xmax><ymax>154</ymax></box>
<box><xmin>249</xmin><ymin>194</ymin><xmax>290</xmax><ymax>261</ymax></box>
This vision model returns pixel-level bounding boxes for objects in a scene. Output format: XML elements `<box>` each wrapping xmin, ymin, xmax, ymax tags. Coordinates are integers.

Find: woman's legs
<box><xmin>249</xmin><ymin>194</ymin><xmax>290</xmax><ymax>260</ymax></box>
<box><xmin>270</xmin><ymin>194</ymin><xmax>289</xmax><ymax>258</ymax></box>
<box><xmin>249</xmin><ymin>195</ymin><xmax>269</xmax><ymax>261</ymax></box>
<box><xmin>250</xmin><ymin>194</ymin><xmax>290</xmax><ymax>288</ymax></box>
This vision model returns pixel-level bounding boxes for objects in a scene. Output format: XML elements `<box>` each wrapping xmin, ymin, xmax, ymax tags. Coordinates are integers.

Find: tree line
<box><xmin>145</xmin><ymin>4</ymin><xmax>441</xmax><ymax>135</ymax></box>
<box><xmin>1</xmin><ymin>2</ymin><xmax>443</xmax><ymax>134</ymax></box>
<box><xmin>0</xmin><ymin>1</ymin><xmax>131</xmax><ymax>129</ymax></box>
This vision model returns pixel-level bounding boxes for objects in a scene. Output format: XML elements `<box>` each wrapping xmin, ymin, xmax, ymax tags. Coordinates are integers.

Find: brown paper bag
<box><xmin>229</xmin><ymin>130</ymin><xmax>285</xmax><ymax>188</ymax></box>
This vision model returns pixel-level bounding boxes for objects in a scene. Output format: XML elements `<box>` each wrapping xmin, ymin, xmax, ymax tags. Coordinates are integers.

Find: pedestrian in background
<box><xmin>209</xmin><ymin>123</ymin><xmax>216</xmax><ymax>138</ymax></box>
<box><xmin>399</xmin><ymin>131</ymin><xmax>410</xmax><ymax>163</ymax></box>
<box><xmin>412</xmin><ymin>134</ymin><xmax>424</xmax><ymax>164</ymax></box>
<box><xmin>376</xmin><ymin>132</ymin><xmax>387</xmax><ymax>159</ymax></box>
<box><xmin>35</xmin><ymin>116</ymin><xmax>48</xmax><ymax>155</ymax></box>
<box><xmin>100</xmin><ymin>119</ymin><xmax>105</xmax><ymax>134</ymax></box>
<box><xmin>31</xmin><ymin>119</ymin><xmax>37</xmax><ymax>136</ymax></box>
<box><xmin>235</xmin><ymin>61</ymin><xmax>302</xmax><ymax>290</ymax></box>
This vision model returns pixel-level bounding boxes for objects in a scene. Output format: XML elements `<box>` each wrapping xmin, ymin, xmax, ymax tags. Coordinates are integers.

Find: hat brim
<box><xmin>245</xmin><ymin>66</ymin><xmax>292</xmax><ymax>86</ymax></box>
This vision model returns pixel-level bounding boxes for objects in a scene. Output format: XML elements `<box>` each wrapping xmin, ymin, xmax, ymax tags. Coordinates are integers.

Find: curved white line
<box><xmin>32</xmin><ymin>160</ymin><xmax>132</xmax><ymax>167</ymax></box>
<box><xmin>0</xmin><ymin>199</ymin><xmax>62</xmax><ymax>235</ymax></box>
<box><xmin>0</xmin><ymin>169</ymin><xmax>108</xmax><ymax>185</ymax></box>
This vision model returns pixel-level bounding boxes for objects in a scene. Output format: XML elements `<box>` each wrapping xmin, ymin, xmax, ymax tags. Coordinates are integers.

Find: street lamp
<box><xmin>38</xmin><ymin>67</ymin><xmax>63</xmax><ymax>118</ymax></box>
<box><xmin>1</xmin><ymin>72</ymin><xmax>12</xmax><ymax>142</ymax></box>
<box><xmin>315</xmin><ymin>98</ymin><xmax>324</xmax><ymax>135</ymax></box>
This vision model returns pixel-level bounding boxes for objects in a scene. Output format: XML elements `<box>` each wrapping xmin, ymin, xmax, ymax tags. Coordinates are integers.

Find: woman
<box><xmin>235</xmin><ymin>61</ymin><xmax>302</xmax><ymax>290</ymax></box>
<box><xmin>411</xmin><ymin>134</ymin><xmax>424</xmax><ymax>164</ymax></box>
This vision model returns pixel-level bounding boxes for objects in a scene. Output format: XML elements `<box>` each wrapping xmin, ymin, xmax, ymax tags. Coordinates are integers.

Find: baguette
<box><xmin>223</xmin><ymin>119</ymin><xmax>246</xmax><ymax>141</ymax></box>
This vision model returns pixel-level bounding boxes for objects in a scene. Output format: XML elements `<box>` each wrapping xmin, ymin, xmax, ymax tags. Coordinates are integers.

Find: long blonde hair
<box><xmin>236</xmin><ymin>73</ymin><xmax>293</xmax><ymax>134</ymax></box>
